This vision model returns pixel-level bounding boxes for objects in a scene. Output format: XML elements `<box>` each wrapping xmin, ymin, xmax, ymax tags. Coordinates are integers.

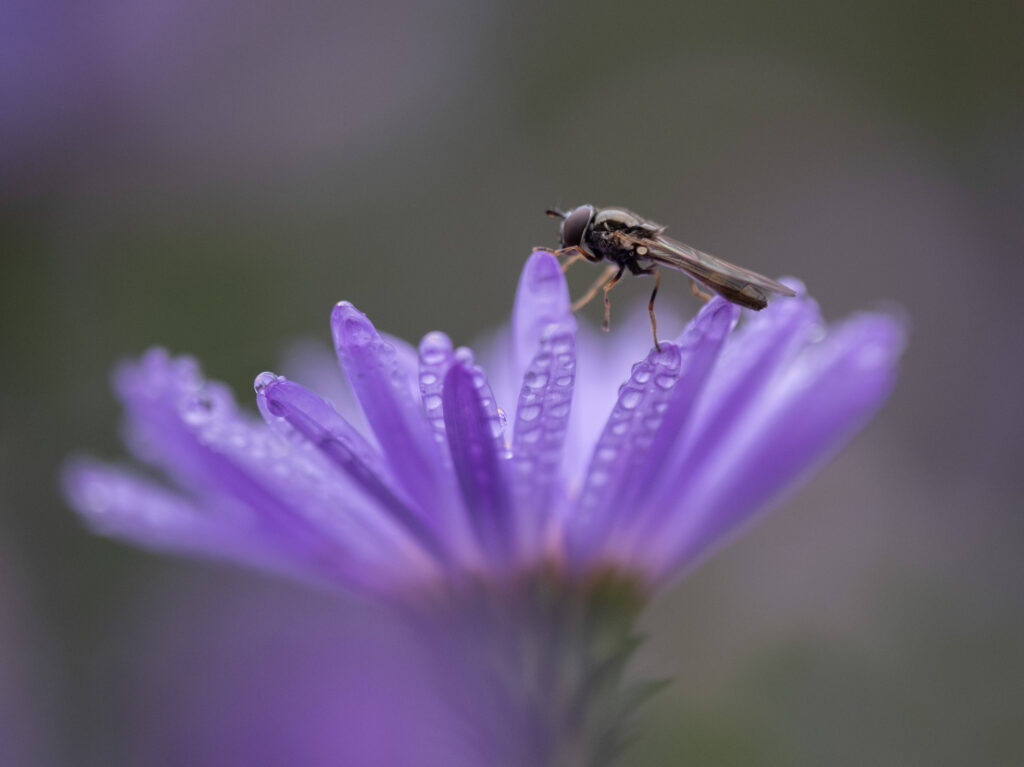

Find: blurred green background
<box><xmin>2</xmin><ymin>0</ymin><xmax>1023</xmax><ymax>764</ymax></box>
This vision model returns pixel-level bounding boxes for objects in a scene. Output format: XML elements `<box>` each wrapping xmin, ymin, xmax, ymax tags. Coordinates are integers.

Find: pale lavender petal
<box><xmin>113</xmin><ymin>352</ymin><xmax>340</xmax><ymax>559</ymax></box>
<box><xmin>442</xmin><ymin>360</ymin><xmax>513</xmax><ymax>562</ymax></box>
<box><xmin>647</xmin><ymin>311</ymin><xmax>905</xmax><ymax>579</ymax></box>
<box><xmin>511</xmin><ymin>251</ymin><xmax>575</xmax><ymax>390</ymax></box>
<box><xmin>254</xmin><ymin>373</ymin><xmax>448</xmax><ymax>564</ymax></box>
<box><xmin>511</xmin><ymin>322</ymin><xmax>576</xmax><ymax>556</ymax></box>
<box><xmin>63</xmin><ymin>459</ymin><xmax>296</xmax><ymax>577</ymax></box>
<box><xmin>418</xmin><ymin>331</ymin><xmax>456</xmax><ymax>452</ymax></box>
<box><xmin>109</xmin><ymin>350</ymin><xmax>423</xmax><ymax>588</ymax></box>
<box><xmin>331</xmin><ymin>302</ymin><xmax>452</xmax><ymax>516</ymax></box>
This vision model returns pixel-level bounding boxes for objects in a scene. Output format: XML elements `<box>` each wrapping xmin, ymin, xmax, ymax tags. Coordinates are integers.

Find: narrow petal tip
<box><xmin>330</xmin><ymin>302</ymin><xmax>376</xmax><ymax>350</ymax></box>
<box><xmin>253</xmin><ymin>371</ymin><xmax>282</xmax><ymax>394</ymax></box>
<box><xmin>686</xmin><ymin>297</ymin><xmax>739</xmax><ymax>342</ymax></box>
<box><xmin>847</xmin><ymin>313</ymin><xmax>908</xmax><ymax>371</ymax></box>
<box><xmin>418</xmin><ymin>331</ymin><xmax>453</xmax><ymax>362</ymax></box>
<box><xmin>523</xmin><ymin>250</ymin><xmax>564</xmax><ymax>290</ymax></box>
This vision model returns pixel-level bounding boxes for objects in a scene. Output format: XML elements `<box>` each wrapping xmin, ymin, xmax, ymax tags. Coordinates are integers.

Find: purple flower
<box><xmin>63</xmin><ymin>252</ymin><xmax>903</xmax><ymax>764</ymax></box>
<box><xmin>64</xmin><ymin>252</ymin><xmax>903</xmax><ymax>597</ymax></box>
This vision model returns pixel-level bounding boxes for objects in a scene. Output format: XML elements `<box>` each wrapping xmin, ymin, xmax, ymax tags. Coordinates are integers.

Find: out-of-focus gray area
<box><xmin>2</xmin><ymin>1</ymin><xmax>1022</xmax><ymax>764</ymax></box>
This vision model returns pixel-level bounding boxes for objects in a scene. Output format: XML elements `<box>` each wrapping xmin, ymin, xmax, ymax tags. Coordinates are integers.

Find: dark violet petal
<box><xmin>442</xmin><ymin>360</ymin><xmax>513</xmax><ymax>563</ymax></box>
<box><xmin>617</xmin><ymin>298</ymin><xmax>739</xmax><ymax>511</ymax></box>
<box><xmin>646</xmin><ymin>311</ymin><xmax>906</xmax><ymax>580</ymax></box>
<box><xmin>331</xmin><ymin>302</ymin><xmax>451</xmax><ymax>514</ymax></box>
<box><xmin>511</xmin><ymin>322</ymin><xmax>576</xmax><ymax>556</ymax></box>
<box><xmin>511</xmin><ymin>251</ymin><xmax>575</xmax><ymax>390</ymax></box>
<box><xmin>255</xmin><ymin>374</ymin><xmax>449</xmax><ymax>564</ymax></box>
<box><xmin>566</xmin><ymin>341</ymin><xmax>684</xmax><ymax>565</ymax></box>
<box><xmin>568</xmin><ymin>298</ymin><xmax>738</xmax><ymax>565</ymax></box>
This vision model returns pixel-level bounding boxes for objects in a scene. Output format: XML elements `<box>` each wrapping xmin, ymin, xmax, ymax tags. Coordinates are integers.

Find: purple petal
<box><xmin>61</xmin><ymin>460</ymin><xmax>375</xmax><ymax>589</ymax></box>
<box><xmin>109</xmin><ymin>349</ymin><xmax>431</xmax><ymax>589</ymax></box>
<box><xmin>255</xmin><ymin>373</ymin><xmax>448</xmax><ymax>564</ymax></box>
<box><xmin>331</xmin><ymin>302</ymin><xmax>452</xmax><ymax>516</ymax></box>
<box><xmin>623</xmin><ymin>296</ymin><xmax>814</xmax><ymax>547</ymax></box>
<box><xmin>566</xmin><ymin>341</ymin><xmax>684</xmax><ymax>565</ymax></box>
<box><xmin>418</xmin><ymin>331</ymin><xmax>456</xmax><ymax>453</ymax></box>
<box><xmin>511</xmin><ymin>251</ymin><xmax>575</xmax><ymax>390</ymax></box>
<box><xmin>567</xmin><ymin>298</ymin><xmax>738</xmax><ymax>565</ymax></box>
<box><xmin>647</xmin><ymin>311</ymin><xmax>906</xmax><ymax>579</ymax></box>
<box><xmin>278</xmin><ymin>341</ymin><xmax>373</xmax><ymax>440</ymax></box>
<box><xmin>63</xmin><ymin>459</ymin><xmax>270</xmax><ymax>564</ymax></box>
<box><xmin>511</xmin><ymin>322</ymin><xmax>576</xmax><ymax>556</ymax></box>
<box><xmin>442</xmin><ymin>360</ymin><xmax>513</xmax><ymax>563</ymax></box>
<box><xmin>615</xmin><ymin>298</ymin><xmax>739</xmax><ymax>514</ymax></box>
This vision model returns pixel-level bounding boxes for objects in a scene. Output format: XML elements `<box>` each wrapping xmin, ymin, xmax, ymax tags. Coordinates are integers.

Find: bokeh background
<box><xmin>3</xmin><ymin>1</ymin><xmax>1023</xmax><ymax>764</ymax></box>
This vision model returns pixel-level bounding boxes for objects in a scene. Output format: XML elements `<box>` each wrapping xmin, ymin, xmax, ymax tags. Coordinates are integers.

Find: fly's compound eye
<box><xmin>561</xmin><ymin>205</ymin><xmax>599</xmax><ymax>260</ymax></box>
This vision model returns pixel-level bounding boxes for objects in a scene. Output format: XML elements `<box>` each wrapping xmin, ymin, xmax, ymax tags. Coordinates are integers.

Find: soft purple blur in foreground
<box><xmin>115</xmin><ymin>571</ymin><xmax>465</xmax><ymax>767</ymax></box>
<box><xmin>64</xmin><ymin>252</ymin><xmax>903</xmax><ymax>595</ymax></box>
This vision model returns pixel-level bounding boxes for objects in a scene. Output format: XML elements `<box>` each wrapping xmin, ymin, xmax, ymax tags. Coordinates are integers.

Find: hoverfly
<box><xmin>544</xmin><ymin>204</ymin><xmax>796</xmax><ymax>352</ymax></box>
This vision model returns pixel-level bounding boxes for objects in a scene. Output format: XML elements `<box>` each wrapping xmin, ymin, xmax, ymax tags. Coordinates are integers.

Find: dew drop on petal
<box><xmin>526</xmin><ymin>371</ymin><xmax>549</xmax><ymax>389</ymax></box>
<box><xmin>253</xmin><ymin>371</ymin><xmax>279</xmax><ymax>394</ymax></box>
<box><xmin>619</xmin><ymin>388</ymin><xmax>642</xmax><ymax>410</ymax></box>
<box><xmin>181</xmin><ymin>392</ymin><xmax>216</xmax><ymax>425</ymax></box>
<box><xmin>519</xmin><ymin>404</ymin><xmax>542</xmax><ymax>422</ymax></box>
<box><xmin>655</xmin><ymin>373</ymin><xmax>676</xmax><ymax>390</ymax></box>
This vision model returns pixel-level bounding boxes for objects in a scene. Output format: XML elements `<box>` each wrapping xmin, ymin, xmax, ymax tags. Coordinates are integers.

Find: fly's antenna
<box><xmin>545</xmin><ymin>208</ymin><xmax>567</xmax><ymax>219</ymax></box>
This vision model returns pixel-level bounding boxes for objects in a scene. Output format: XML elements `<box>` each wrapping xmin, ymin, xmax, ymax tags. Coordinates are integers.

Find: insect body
<box><xmin>545</xmin><ymin>204</ymin><xmax>796</xmax><ymax>351</ymax></box>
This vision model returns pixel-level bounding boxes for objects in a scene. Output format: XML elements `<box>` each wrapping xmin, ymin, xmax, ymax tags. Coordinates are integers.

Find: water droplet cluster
<box><xmin>577</xmin><ymin>343</ymin><xmax>683</xmax><ymax>516</ymax></box>
<box><xmin>512</xmin><ymin>326</ymin><xmax>576</xmax><ymax>510</ymax></box>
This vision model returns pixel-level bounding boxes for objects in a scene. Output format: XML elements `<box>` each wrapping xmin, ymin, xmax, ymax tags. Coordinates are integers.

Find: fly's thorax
<box><xmin>592</xmin><ymin>207</ymin><xmax>661</xmax><ymax>234</ymax></box>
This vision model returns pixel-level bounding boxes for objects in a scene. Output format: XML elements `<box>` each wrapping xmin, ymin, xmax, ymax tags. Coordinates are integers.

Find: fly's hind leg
<box><xmin>601</xmin><ymin>265</ymin><xmax>626</xmax><ymax>332</ymax></box>
<box><xmin>690</xmin><ymin>280</ymin><xmax>714</xmax><ymax>302</ymax></box>
<box><xmin>632</xmin><ymin>265</ymin><xmax>663</xmax><ymax>352</ymax></box>
<box><xmin>570</xmin><ymin>264</ymin><xmax>623</xmax><ymax>332</ymax></box>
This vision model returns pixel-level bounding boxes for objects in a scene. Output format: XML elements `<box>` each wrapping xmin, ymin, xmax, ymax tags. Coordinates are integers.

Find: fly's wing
<box><xmin>640</xmin><ymin>233</ymin><xmax>797</xmax><ymax>310</ymax></box>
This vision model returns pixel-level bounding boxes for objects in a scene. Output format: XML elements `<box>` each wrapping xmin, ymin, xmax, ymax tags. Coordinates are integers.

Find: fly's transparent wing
<box><xmin>634</xmin><ymin>233</ymin><xmax>796</xmax><ymax>310</ymax></box>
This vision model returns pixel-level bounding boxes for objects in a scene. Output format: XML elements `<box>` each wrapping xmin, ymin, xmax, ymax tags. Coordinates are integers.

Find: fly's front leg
<box><xmin>531</xmin><ymin>246</ymin><xmax>589</xmax><ymax>274</ymax></box>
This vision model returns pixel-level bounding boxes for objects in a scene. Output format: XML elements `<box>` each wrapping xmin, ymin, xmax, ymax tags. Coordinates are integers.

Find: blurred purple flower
<box><xmin>64</xmin><ymin>251</ymin><xmax>902</xmax><ymax>596</ymax></box>
<box><xmin>114</xmin><ymin>571</ymin><xmax>468</xmax><ymax>767</ymax></box>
